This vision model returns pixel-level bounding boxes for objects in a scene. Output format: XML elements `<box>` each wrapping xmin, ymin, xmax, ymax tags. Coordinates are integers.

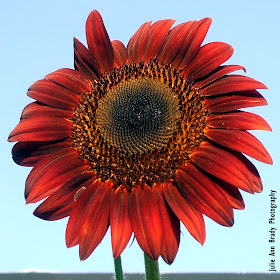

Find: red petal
<box><xmin>153</xmin><ymin>185</ymin><xmax>180</xmax><ymax>264</ymax></box>
<box><xmin>128</xmin><ymin>184</ymin><xmax>163</xmax><ymax>260</ymax></box>
<box><xmin>25</xmin><ymin>149</ymin><xmax>89</xmax><ymax>203</ymax></box>
<box><xmin>196</xmin><ymin>65</ymin><xmax>246</xmax><ymax>88</ymax></box>
<box><xmin>111</xmin><ymin>40</ymin><xmax>128</xmax><ymax>68</ymax></box>
<box><xmin>110</xmin><ymin>186</ymin><xmax>132</xmax><ymax>258</ymax></box>
<box><xmin>182</xmin><ymin>42</ymin><xmax>233</xmax><ymax>80</ymax></box>
<box><xmin>233</xmin><ymin>152</ymin><xmax>263</xmax><ymax>193</ymax></box>
<box><xmin>45</xmin><ymin>68</ymin><xmax>93</xmax><ymax>93</ymax></box>
<box><xmin>33</xmin><ymin>171</ymin><xmax>95</xmax><ymax>221</ymax></box>
<box><xmin>163</xmin><ymin>181</ymin><xmax>206</xmax><ymax>244</ymax></box>
<box><xmin>127</xmin><ymin>21</ymin><xmax>151</xmax><ymax>63</ymax></box>
<box><xmin>204</xmin><ymin>90</ymin><xmax>268</xmax><ymax>113</ymax></box>
<box><xmin>8</xmin><ymin>117</ymin><xmax>72</xmax><ymax>142</ymax></box>
<box><xmin>86</xmin><ymin>10</ymin><xmax>114</xmax><ymax>74</ymax></box>
<box><xmin>74</xmin><ymin>37</ymin><xmax>99</xmax><ymax>80</ymax></box>
<box><xmin>27</xmin><ymin>79</ymin><xmax>80</xmax><ymax>110</ymax></box>
<box><xmin>191</xmin><ymin>142</ymin><xmax>254</xmax><ymax>193</ymax></box>
<box><xmin>176</xmin><ymin>166</ymin><xmax>234</xmax><ymax>226</ymax></box>
<box><xmin>11</xmin><ymin>140</ymin><xmax>70</xmax><ymax>167</ymax></box>
<box><xmin>79</xmin><ymin>180</ymin><xmax>115</xmax><ymax>260</ymax></box>
<box><xmin>66</xmin><ymin>179</ymin><xmax>103</xmax><ymax>248</ymax></box>
<box><xmin>201</xmin><ymin>75</ymin><xmax>267</xmax><ymax>96</ymax></box>
<box><xmin>21</xmin><ymin>102</ymin><xmax>72</xmax><ymax>120</ymax></box>
<box><xmin>207</xmin><ymin>111</ymin><xmax>272</xmax><ymax>131</ymax></box>
<box><xmin>211</xmin><ymin>177</ymin><xmax>245</xmax><ymax>210</ymax></box>
<box><xmin>172</xmin><ymin>18</ymin><xmax>212</xmax><ymax>69</ymax></box>
<box><xmin>143</xmin><ymin>19</ymin><xmax>175</xmax><ymax>62</ymax></box>
<box><xmin>205</xmin><ymin>128</ymin><xmax>272</xmax><ymax>164</ymax></box>
<box><xmin>157</xmin><ymin>21</ymin><xmax>196</xmax><ymax>65</ymax></box>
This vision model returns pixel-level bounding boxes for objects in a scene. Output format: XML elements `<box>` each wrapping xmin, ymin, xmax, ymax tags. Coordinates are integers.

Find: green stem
<box><xmin>114</xmin><ymin>256</ymin><xmax>125</xmax><ymax>280</ymax></box>
<box><xmin>144</xmin><ymin>253</ymin><xmax>160</xmax><ymax>280</ymax></box>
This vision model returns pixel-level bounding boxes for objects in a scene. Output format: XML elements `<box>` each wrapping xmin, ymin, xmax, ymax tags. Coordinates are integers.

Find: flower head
<box><xmin>9</xmin><ymin>10</ymin><xmax>272</xmax><ymax>264</ymax></box>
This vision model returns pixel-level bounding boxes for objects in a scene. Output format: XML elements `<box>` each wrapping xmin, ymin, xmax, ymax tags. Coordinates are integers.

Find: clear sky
<box><xmin>1</xmin><ymin>0</ymin><xmax>279</xmax><ymax>274</ymax></box>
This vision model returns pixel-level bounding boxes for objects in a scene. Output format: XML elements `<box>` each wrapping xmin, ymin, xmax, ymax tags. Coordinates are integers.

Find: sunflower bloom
<box><xmin>9</xmin><ymin>10</ymin><xmax>272</xmax><ymax>264</ymax></box>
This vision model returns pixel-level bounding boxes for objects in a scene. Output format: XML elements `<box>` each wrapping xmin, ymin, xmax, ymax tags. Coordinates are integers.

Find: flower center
<box><xmin>71</xmin><ymin>61</ymin><xmax>208</xmax><ymax>188</ymax></box>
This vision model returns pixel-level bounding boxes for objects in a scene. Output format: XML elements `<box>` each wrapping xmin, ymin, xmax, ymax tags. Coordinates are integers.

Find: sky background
<box><xmin>1</xmin><ymin>0</ymin><xmax>280</xmax><ymax>274</ymax></box>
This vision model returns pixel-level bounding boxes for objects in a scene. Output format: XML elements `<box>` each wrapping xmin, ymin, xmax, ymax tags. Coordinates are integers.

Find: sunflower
<box><xmin>9</xmin><ymin>10</ymin><xmax>272</xmax><ymax>264</ymax></box>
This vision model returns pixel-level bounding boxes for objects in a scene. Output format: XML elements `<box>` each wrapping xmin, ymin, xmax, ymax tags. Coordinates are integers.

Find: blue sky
<box><xmin>1</xmin><ymin>0</ymin><xmax>279</xmax><ymax>274</ymax></box>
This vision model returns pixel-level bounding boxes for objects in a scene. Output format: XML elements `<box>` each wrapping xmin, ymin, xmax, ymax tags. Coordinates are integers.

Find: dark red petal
<box><xmin>74</xmin><ymin>37</ymin><xmax>99</xmax><ymax>80</ymax></box>
<box><xmin>110</xmin><ymin>186</ymin><xmax>132</xmax><ymax>258</ymax></box>
<box><xmin>204</xmin><ymin>90</ymin><xmax>268</xmax><ymax>113</ymax></box>
<box><xmin>163</xmin><ymin>181</ymin><xmax>206</xmax><ymax>244</ymax></box>
<box><xmin>66</xmin><ymin>179</ymin><xmax>103</xmax><ymax>248</ymax></box>
<box><xmin>25</xmin><ymin>149</ymin><xmax>89</xmax><ymax>203</ymax></box>
<box><xmin>79</xmin><ymin>180</ymin><xmax>115</xmax><ymax>260</ymax></box>
<box><xmin>207</xmin><ymin>111</ymin><xmax>272</xmax><ymax>131</ymax></box>
<box><xmin>45</xmin><ymin>68</ymin><xmax>93</xmax><ymax>93</ymax></box>
<box><xmin>182</xmin><ymin>42</ymin><xmax>233</xmax><ymax>80</ymax></box>
<box><xmin>27</xmin><ymin>79</ymin><xmax>80</xmax><ymax>110</ymax></box>
<box><xmin>127</xmin><ymin>21</ymin><xmax>151</xmax><ymax>63</ymax></box>
<box><xmin>8</xmin><ymin>117</ymin><xmax>72</xmax><ymax>142</ymax></box>
<box><xmin>211</xmin><ymin>177</ymin><xmax>245</xmax><ymax>210</ymax></box>
<box><xmin>176</xmin><ymin>166</ymin><xmax>234</xmax><ymax>226</ymax></box>
<box><xmin>129</xmin><ymin>184</ymin><xmax>163</xmax><ymax>260</ymax></box>
<box><xmin>233</xmin><ymin>152</ymin><xmax>263</xmax><ymax>193</ymax></box>
<box><xmin>86</xmin><ymin>10</ymin><xmax>114</xmax><ymax>74</ymax></box>
<box><xmin>172</xmin><ymin>18</ymin><xmax>212</xmax><ymax>69</ymax></box>
<box><xmin>153</xmin><ymin>185</ymin><xmax>180</xmax><ymax>264</ymax></box>
<box><xmin>201</xmin><ymin>75</ymin><xmax>267</xmax><ymax>96</ymax></box>
<box><xmin>111</xmin><ymin>40</ymin><xmax>128</xmax><ymax>68</ymax></box>
<box><xmin>157</xmin><ymin>21</ymin><xmax>196</xmax><ymax>65</ymax></box>
<box><xmin>11</xmin><ymin>140</ymin><xmax>70</xmax><ymax>166</ymax></box>
<box><xmin>21</xmin><ymin>102</ymin><xmax>72</xmax><ymax>120</ymax></box>
<box><xmin>143</xmin><ymin>19</ymin><xmax>175</xmax><ymax>62</ymax></box>
<box><xmin>196</xmin><ymin>65</ymin><xmax>246</xmax><ymax>88</ymax></box>
<box><xmin>33</xmin><ymin>171</ymin><xmax>95</xmax><ymax>221</ymax></box>
<box><xmin>205</xmin><ymin>128</ymin><xmax>272</xmax><ymax>164</ymax></box>
<box><xmin>191</xmin><ymin>142</ymin><xmax>254</xmax><ymax>193</ymax></box>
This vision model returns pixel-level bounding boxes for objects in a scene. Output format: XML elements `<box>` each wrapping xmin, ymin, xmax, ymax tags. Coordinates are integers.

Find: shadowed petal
<box><xmin>110</xmin><ymin>186</ymin><xmax>132</xmax><ymax>258</ymax></box>
<box><xmin>66</xmin><ymin>179</ymin><xmax>103</xmax><ymax>248</ymax></box>
<box><xmin>182</xmin><ymin>42</ymin><xmax>233</xmax><ymax>80</ymax></box>
<box><xmin>129</xmin><ymin>184</ymin><xmax>163</xmax><ymax>260</ymax></box>
<box><xmin>127</xmin><ymin>21</ymin><xmax>151</xmax><ymax>63</ymax></box>
<box><xmin>74</xmin><ymin>37</ymin><xmax>99</xmax><ymax>80</ymax></box>
<box><xmin>25</xmin><ymin>149</ymin><xmax>89</xmax><ymax>203</ymax></box>
<box><xmin>20</xmin><ymin>102</ymin><xmax>72</xmax><ymax>120</ymax></box>
<box><xmin>143</xmin><ymin>19</ymin><xmax>175</xmax><ymax>62</ymax></box>
<box><xmin>172</xmin><ymin>18</ymin><xmax>212</xmax><ymax>69</ymax></box>
<box><xmin>79</xmin><ymin>180</ymin><xmax>115</xmax><ymax>260</ymax></box>
<box><xmin>11</xmin><ymin>140</ymin><xmax>70</xmax><ymax>166</ymax></box>
<box><xmin>191</xmin><ymin>142</ymin><xmax>255</xmax><ymax>193</ymax></box>
<box><xmin>86</xmin><ymin>10</ymin><xmax>114</xmax><ymax>74</ymax></box>
<box><xmin>111</xmin><ymin>40</ymin><xmax>128</xmax><ymax>68</ymax></box>
<box><xmin>196</xmin><ymin>65</ymin><xmax>246</xmax><ymax>88</ymax></box>
<box><xmin>211</xmin><ymin>177</ymin><xmax>245</xmax><ymax>210</ymax></box>
<box><xmin>45</xmin><ymin>68</ymin><xmax>93</xmax><ymax>93</ymax></box>
<box><xmin>232</xmin><ymin>152</ymin><xmax>263</xmax><ymax>193</ymax></box>
<box><xmin>8</xmin><ymin>117</ymin><xmax>72</xmax><ymax>142</ymax></box>
<box><xmin>201</xmin><ymin>75</ymin><xmax>267</xmax><ymax>96</ymax></box>
<box><xmin>153</xmin><ymin>185</ymin><xmax>180</xmax><ymax>264</ymax></box>
<box><xmin>163</xmin><ymin>181</ymin><xmax>205</xmax><ymax>244</ymax></box>
<box><xmin>204</xmin><ymin>90</ymin><xmax>268</xmax><ymax>113</ymax></box>
<box><xmin>207</xmin><ymin>111</ymin><xmax>272</xmax><ymax>131</ymax></box>
<box><xmin>157</xmin><ymin>21</ymin><xmax>196</xmax><ymax>65</ymax></box>
<box><xmin>176</xmin><ymin>166</ymin><xmax>234</xmax><ymax>226</ymax></box>
<box><xmin>33</xmin><ymin>171</ymin><xmax>95</xmax><ymax>221</ymax></box>
<box><xmin>27</xmin><ymin>79</ymin><xmax>80</xmax><ymax>109</ymax></box>
<box><xmin>205</xmin><ymin>128</ymin><xmax>272</xmax><ymax>164</ymax></box>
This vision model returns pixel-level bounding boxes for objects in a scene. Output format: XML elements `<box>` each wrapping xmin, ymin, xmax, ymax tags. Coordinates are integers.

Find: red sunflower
<box><xmin>9</xmin><ymin>10</ymin><xmax>272</xmax><ymax>264</ymax></box>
